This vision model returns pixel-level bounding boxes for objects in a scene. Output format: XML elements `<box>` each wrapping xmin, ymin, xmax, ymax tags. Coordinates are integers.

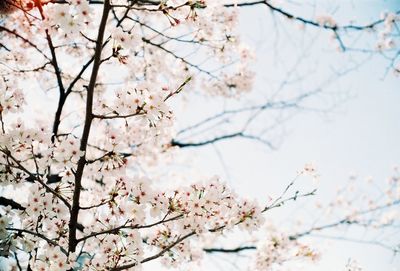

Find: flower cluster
<box><xmin>2</xmin><ymin>177</ymin><xmax>264</xmax><ymax>270</ymax></box>
<box><xmin>44</xmin><ymin>0</ymin><xmax>93</xmax><ymax>36</ymax></box>
<box><xmin>377</xmin><ymin>12</ymin><xmax>399</xmax><ymax>50</ymax></box>
<box><xmin>31</xmin><ymin>245</ymin><xmax>77</xmax><ymax>271</ymax></box>
<box><xmin>316</xmin><ymin>14</ymin><xmax>337</xmax><ymax>28</ymax></box>
<box><xmin>0</xmin><ymin>78</ymin><xmax>24</xmax><ymax>115</ymax></box>
<box><xmin>252</xmin><ymin>227</ymin><xmax>319</xmax><ymax>270</ymax></box>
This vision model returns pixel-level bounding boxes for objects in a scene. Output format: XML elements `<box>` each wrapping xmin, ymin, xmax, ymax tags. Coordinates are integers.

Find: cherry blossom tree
<box><xmin>0</xmin><ymin>0</ymin><xmax>399</xmax><ymax>270</ymax></box>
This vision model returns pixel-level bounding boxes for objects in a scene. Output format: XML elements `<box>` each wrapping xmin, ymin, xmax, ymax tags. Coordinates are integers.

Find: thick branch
<box><xmin>68</xmin><ymin>0</ymin><xmax>111</xmax><ymax>253</ymax></box>
<box><xmin>0</xmin><ymin>197</ymin><xmax>24</xmax><ymax>210</ymax></box>
<box><xmin>45</xmin><ymin>30</ymin><xmax>65</xmax><ymax>96</ymax></box>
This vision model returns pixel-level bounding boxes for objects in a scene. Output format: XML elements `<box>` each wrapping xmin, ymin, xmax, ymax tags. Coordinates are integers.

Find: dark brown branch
<box><xmin>0</xmin><ymin>149</ymin><xmax>71</xmax><ymax>209</ymax></box>
<box><xmin>45</xmin><ymin>30</ymin><xmax>65</xmax><ymax>96</ymax></box>
<box><xmin>52</xmin><ymin>41</ymin><xmax>110</xmax><ymax>142</ymax></box>
<box><xmin>225</xmin><ymin>1</ymin><xmax>400</xmax><ymax>31</ymax></box>
<box><xmin>92</xmin><ymin>112</ymin><xmax>142</xmax><ymax>120</ymax></box>
<box><xmin>203</xmin><ymin>246</ymin><xmax>256</xmax><ymax>253</ymax></box>
<box><xmin>0</xmin><ymin>197</ymin><xmax>24</xmax><ymax>210</ymax></box>
<box><xmin>68</xmin><ymin>0</ymin><xmax>111</xmax><ymax>253</ymax></box>
<box><xmin>7</xmin><ymin>228</ymin><xmax>68</xmax><ymax>255</ymax></box>
<box><xmin>76</xmin><ymin>214</ymin><xmax>182</xmax><ymax>243</ymax></box>
<box><xmin>52</xmin><ymin>94</ymin><xmax>66</xmax><ymax>142</ymax></box>
<box><xmin>0</xmin><ymin>189</ymin><xmax>84</xmax><ymax>232</ymax></box>
<box><xmin>171</xmin><ymin>132</ymin><xmax>274</xmax><ymax>148</ymax></box>
<box><xmin>51</xmin><ymin>5</ymin><xmax>125</xmax><ymax>140</ymax></box>
<box><xmin>171</xmin><ymin>132</ymin><xmax>243</xmax><ymax>147</ymax></box>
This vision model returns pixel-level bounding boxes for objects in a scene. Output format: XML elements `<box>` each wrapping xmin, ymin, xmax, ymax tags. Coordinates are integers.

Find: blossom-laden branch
<box><xmin>111</xmin><ymin>231</ymin><xmax>196</xmax><ymax>271</ymax></box>
<box><xmin>0</xmin><ymin>148</ymin><xmax>71</xmax><ymax>209</ymax></box>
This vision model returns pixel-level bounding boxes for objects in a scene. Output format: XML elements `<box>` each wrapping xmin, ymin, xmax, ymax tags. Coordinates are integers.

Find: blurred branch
<box><xmin>0</xmin><ymin>26</ymin><xmax>50</xmax><ymax>60</ymax></box>
<box><xmin>171</xmin><ymin>132</ymin><xmax>274</xmax><ymax>149</ymax></box>
<box><xmin>225</xmin><ymin>1</ymin><xmax>400</xmax><ymax>31</ymax></box>
<box><xmin>204</xmin><ymin>246</ymin><xmax>256</xmax><ymax>253</ymax></box>
<box><xmin>203</xmin><ymin>199</ymin><xmax>400</xmax><ymax>255</ymax></box>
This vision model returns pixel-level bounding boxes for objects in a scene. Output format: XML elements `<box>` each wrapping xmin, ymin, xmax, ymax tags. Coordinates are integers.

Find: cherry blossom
<box><xmin>0</xmin><ymin>1</ymin><xmax>398</xmax><ymax>271</ymax></box>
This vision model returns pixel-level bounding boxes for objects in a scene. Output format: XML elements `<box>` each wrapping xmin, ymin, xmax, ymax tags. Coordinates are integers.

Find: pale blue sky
<box><xmin>174</xmin><ymin>1</ymin><xmax>400</xmax><ymax>270</ymax></box>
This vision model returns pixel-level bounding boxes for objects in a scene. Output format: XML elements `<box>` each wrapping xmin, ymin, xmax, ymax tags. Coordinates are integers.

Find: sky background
<box><xmin>173</xmin><ymin>0</ymin><xmax>400</xmax><ymax>270</ymax></box>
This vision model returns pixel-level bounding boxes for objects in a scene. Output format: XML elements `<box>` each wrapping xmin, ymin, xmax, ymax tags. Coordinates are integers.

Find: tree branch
<box><xmin>0</xmin><ymin>197</ymin><xmax>24</xmax><ymax>210</ymax></box>
<box><xmin>0</xmin><ymin>26</ymin><xmax>50</xmax><ymax>61</ymax></box>
<box><xmin>111</xmin><ymin>231</ymin><xmax>196</xmax><ymax>270</ymax></box>
<box><xmin>225</xmin><ymin>1</ymin><xmax>400</xmax><ymax>31</ymax></box>
<box><xmin>171</xmin><ymin>132</ymin><xmax>274</xmax><ymax>149</ymax></box>
<box><xmin>203</xmin><ymin>246</ymin><xmax>256</xmax><ymax>253</ymax></box>
<box><xmin>68</xmin><ymin>0</ymin><xmax>111</xmax><ymax>253</ymax></box>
